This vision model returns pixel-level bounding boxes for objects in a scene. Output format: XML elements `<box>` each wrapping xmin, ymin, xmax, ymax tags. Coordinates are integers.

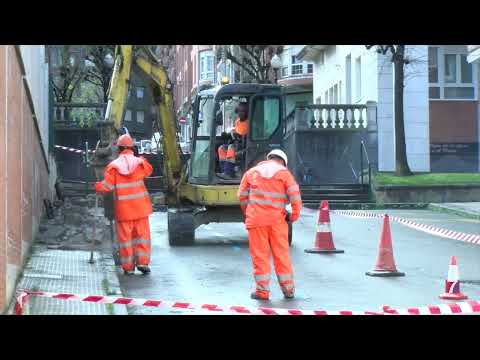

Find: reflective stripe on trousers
<box><xmin>116</xmin><ymin>218</ymin><xmax>151</xmax><ymax>271</ymax></box>
<box><xmin>254</xmin><ymin>274</ymin><xmax>271</xmax><ymax>292</ymax></box>
<box><xmin>249</xmin><ymin>222</ymin><xmax>294</xmax><ymax>297</ymax></box>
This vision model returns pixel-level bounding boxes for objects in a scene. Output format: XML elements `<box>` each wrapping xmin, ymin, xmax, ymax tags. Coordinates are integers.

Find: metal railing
<box><xmin>360</xmin><ymin>140</ymin><xmax>371</xmax><ymax>186</ymax></box>
<box><xmin>53</xmin><ymin>102</ymin><xmax>107</xmax><ymax>129</ymax></box>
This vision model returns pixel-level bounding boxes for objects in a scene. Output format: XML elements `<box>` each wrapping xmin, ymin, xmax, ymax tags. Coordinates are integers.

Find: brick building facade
<box><xmin>0</xmin><ymin>45</ymin><xmax>53</xmax><ymax>313</ymax></box>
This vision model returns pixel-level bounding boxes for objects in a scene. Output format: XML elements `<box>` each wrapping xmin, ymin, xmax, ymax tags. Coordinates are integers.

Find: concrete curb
<box><xmin>99</xmin><ymin>252</ymin><xmax>128</xmax><ymax>315</ymax></box>
<box><xmin>304</xmin><ymin>203</ymin><xmax>430</xmax><ymax>210</ymax></box>
<box><xmin>428</xmin><ymin>204</ymin><xmax>480</xmax><ymax>221</ymax></box>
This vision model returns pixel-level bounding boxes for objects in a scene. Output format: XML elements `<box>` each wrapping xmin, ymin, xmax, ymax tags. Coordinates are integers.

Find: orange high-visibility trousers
<box><xmin>116</xmin><ymin>217</ymin><xmax>151</xmax><ymax>272</ymax></box>
<box><xmin>248</xmin><ymin>221</ymin><xmax>294</xmax><ymax>299</ymax></box>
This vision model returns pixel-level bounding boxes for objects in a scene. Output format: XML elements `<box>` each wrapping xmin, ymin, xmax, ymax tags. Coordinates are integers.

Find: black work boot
<box><xmin>124</xmin><ymin>270</ymin><xmax>135</xmax><ymax>276</ymax></box>
<box><xmin>283</xmin><ymin>291</ymin><xmax>295</xmax><ymax>300</ymax></box>
<box><xmin>137</xmin><ymin>265</ymin><xmax>151</xmax><ymax>275</ymax></box>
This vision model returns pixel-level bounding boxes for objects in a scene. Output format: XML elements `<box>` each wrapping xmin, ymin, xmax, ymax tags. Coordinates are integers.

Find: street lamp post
<box><xmin>270</xmin><ymin>54</ymin><xmax>282</xmax><ymax>84</ymax></box>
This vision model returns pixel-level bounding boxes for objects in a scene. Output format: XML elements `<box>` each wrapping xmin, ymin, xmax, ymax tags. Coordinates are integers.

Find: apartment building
<box><xmin>298</xmin><ymin>45</ymin><xmax>480</xmax><ymax>173</ymax></box>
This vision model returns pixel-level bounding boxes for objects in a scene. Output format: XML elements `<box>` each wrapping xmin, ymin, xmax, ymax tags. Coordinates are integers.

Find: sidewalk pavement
<box><xmin>429</xmin><ymin>202</ymin><xmax>480</xmax><ymax>221</ymax></box>
<box><xmin>7</xmin><ymin>195</ymin><xmax>128</xmax><ymax>315</ymax></box>
<box><xmin>7</xmin><ymin>244</ymin><xmax>127</xmax><ymax>315</ymax></box>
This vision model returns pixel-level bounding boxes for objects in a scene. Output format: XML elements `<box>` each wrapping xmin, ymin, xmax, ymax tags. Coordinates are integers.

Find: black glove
<box><xmin>285</xmin><ymin>212</ymin><xmax>291</xmax><ymax>222</ymax></box>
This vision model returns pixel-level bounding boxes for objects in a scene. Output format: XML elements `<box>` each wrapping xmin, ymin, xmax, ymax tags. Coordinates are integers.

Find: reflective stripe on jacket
<box><xmin>96</xmin><ymin>150</ymin><xmax>153</xmax><ymax>221</ymax></box>
<box><xmin>238</xmin><ymin>160</ymin><xmax>302</xmax><ymax>228</ymax></box>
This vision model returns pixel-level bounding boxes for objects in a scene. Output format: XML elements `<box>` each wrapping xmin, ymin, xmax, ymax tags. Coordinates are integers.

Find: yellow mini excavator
<box><xmin>92</xmin><ymin>45</ymin><xmax>292</xmax><ymax>245</ymax></box>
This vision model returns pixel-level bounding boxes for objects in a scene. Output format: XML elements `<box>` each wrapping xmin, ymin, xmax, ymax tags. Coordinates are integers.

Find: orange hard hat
<box><xmin>117</xmin><ymin>134</ymin><xmax>134</xmax><ymax>147</ymax></box>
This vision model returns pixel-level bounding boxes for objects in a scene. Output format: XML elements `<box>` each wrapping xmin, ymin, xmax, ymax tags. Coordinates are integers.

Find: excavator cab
<box><xmin>189</xmin><ymin>83</ymin><xmax>285</xmax><ymax>185</ymax></box>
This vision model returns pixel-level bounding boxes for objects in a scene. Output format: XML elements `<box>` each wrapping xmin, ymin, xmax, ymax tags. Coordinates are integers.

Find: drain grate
<box><xmin>24</xmin><ymin>273</ymin><xmax>63</xmax><ymax>280</ymax></box>
<box><xmin>462</xmin><ymin>280</ymin><xmax>480</xmax><ymax>285</ymax></box>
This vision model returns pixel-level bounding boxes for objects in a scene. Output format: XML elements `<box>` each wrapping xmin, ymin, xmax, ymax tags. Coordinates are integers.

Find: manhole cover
<box><xmin>24</xmin><ymin>273</ymin><xmax>63</xmax><ymax>280</ymax></box>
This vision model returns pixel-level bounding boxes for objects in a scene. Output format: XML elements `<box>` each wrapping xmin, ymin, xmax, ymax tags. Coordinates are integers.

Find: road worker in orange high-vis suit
<box><xmin>95</xmin><ymin>134</ymin><xmax>153</xmax><ymax>275</ymax></box>
<box><xmin>238</xmin><ymin>149</ymin><xmax>302</xmax><ymax>300</ymax></box>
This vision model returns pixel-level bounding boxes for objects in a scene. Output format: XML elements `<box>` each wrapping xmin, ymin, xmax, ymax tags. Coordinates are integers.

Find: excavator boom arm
<box><xmin>96</xmin><ymin>45</ymin><xmax>182</xmax><ymax>197</ymax></box>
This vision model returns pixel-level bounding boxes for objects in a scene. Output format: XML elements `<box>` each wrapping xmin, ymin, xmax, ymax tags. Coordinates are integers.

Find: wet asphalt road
<box><xmin>117</xmin><ymin>207</ymin><xmax>480</xmax><ymax>315</ymax></box>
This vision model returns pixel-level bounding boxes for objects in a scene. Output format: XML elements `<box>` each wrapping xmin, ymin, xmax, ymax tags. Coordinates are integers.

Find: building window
<box><xmin>355</xmin><ymin>57</ymin><xmax>362</xmax><ymax>101</ymax></box>
<box><xmin>136</xmin><ymin>87</ymin><xmax>145</xmax><ymax>99</ymax></box>
<box><xmin>199</xmin><ymin>50</ymin><xmax>214</xmax><ymax>82</ymax></box>
<box><xmin>307</xmin><ymin>64</ymin><xmax>313</xmax><ymax>74</ymax></box>
<box><xmin>291</xmin><ymin>64</ymin><xmax>303</xmax><ymax>75</ymax></box>
<box><xmin>461</xmin><ymin>55</ymin><xmax>473</xmax><ymax>83</ymax></box>
<box><xmin>345</xmin><ymin>54</ymin><xmax>352</xmax><ymax>103</ymax></box>
<box><xmin>291</xmin><ymin>56</ymin><xmax>299</xmax><ymax>64</ymax></box>
<box><xmin>429</xmin><ymin>87</ymin><xmax>440</xmax><ymax>99</ymax></box>
<box><xmin>444</xmin><ymin>87</ymin><xmax>474</xmax><ymax>99</ymax></box>
<box><xmin>338</xmin><ymin>81</ymin><xmax>342</xmax><ymax>103</ymax></box>
<box><xmin>429</xmin><ymin>46</ymin><xmax>476</xmax><ymax>100</ymax></box>
<box><xmin>281</xmin><ymin>66</ymin><xmax>288</xmax><ymax>77</ymax></box>
<box><xmin>428</xmin><ymin>47</ymin><xmax>438</xmax><ymax>83</ymax></box>
<box><xmin>444</xmin><ymin>54</ymin><xmax>457</xmax><ymax>83</ymax></box>
<box><xmin>137</xmin><ymin>110</ymin><xmax>144</xmax><ymax>123</ymax></box>
<box><xmin>124</xmin><ymin>110</ymin><xmax>132</xmax><ymax>122</ymax></box>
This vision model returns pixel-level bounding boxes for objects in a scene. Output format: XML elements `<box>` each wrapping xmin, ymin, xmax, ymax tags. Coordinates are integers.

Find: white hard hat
<box><xmin>267</xmin><ymin>149</ymin><xmax>288</xmax><ymax>166</ymax></box>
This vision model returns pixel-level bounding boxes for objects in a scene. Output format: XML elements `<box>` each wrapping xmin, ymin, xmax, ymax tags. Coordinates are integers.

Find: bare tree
<box><xmin>218</xmin><ymin>45</ymin><xmax>283</xmax><ymax>83</ymax></box>
<box><xmin>50</xmin><ymin>45</ymin><xmax>85</xmax><ymax>103</ymax></box>
<box><xmin>366</xmin><ymin>45</ymin><xmax>413</xmax><ymax>176</ymax></box>
<box><xmin>83</xmin><ymin>45</ymin><xmax>115</xmax><ymax>103</ymax></box>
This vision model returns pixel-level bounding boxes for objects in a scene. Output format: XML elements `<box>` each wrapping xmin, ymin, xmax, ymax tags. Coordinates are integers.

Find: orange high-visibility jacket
<box><xmin>95</xmin><ymin>149</ymin><xmax>153</xmax><ymax>221</ymax></box>
<box><xmin>226</xmin><ymin>144</ymin><xmax>236</xmax><ymax>163</ymax></box>
<box><xmin>238</xmin><ymin>160</ymin><xmax>302</xmax><ymax>229</ymax></box>
<box><xmin>234</xmin><ymin>118</ymin><xmax>249</xmax><ymax>136</ymax></box>
<box><xmin>218</xmin><ymin>145</ymin><xmax>228</xmax><ymax>161</ymax></box>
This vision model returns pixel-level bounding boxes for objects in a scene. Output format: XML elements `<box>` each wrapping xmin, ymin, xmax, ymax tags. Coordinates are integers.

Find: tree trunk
<box><xmin>393</xmin><ymin>45</ymin><xmax>413</xmax><ymax>176</ymax></box>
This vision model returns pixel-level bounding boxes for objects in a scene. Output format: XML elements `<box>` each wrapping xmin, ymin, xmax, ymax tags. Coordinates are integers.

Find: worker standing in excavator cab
<box><xmin>238</xmin><ymin>149</ymin><xmax>302</xmax><ymax>301</ymax></box>
<box><xmin>95</xmin><ymin>134</ymin><xmax>153</xmax><ymax>276</ymax></box>
<box><xmin>231</xmin><ymin>102</ymin><xmax>249</xmax><ymax>140</ymax></box>
<box><xmin>229</xmin><ymin>102</ymin><xmax>249</xmax><ymax>175</ymax></box>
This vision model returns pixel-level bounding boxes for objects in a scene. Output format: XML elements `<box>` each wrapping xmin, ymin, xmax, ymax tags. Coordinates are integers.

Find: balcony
<box><xmin>53</xmin><ymin>103</ymin><xmax>106</xmax><ymax>130</ymax></box>
<box><xmin>278</xmin><ymin>63</ymin><xmax>313</xmax><ymax>89</ymax></box>
<box><xmin>467</xmin><ymin>45</ymin><xmax>480</xmax><ymax>63</ymax></box>
<box><xmin>286</xmin><ymin>103</ymin><xmax>377</xmax><ymax>133</ymax></box>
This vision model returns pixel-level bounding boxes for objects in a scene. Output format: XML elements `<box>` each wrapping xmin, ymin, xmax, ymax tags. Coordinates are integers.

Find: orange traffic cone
<box><xmin>366</xmin><ymin>214</ymin><xmax>405</xmax><ymax>277</ymax></box>
<box><xmin>439</xmin><ymin>256</ymin><xmax>468</xmax><ymax>300</ymax></box>
<box><xmin>305</xmin><ymin>200</ymin><xmax>344</xmax><ymax>254</ymax></box>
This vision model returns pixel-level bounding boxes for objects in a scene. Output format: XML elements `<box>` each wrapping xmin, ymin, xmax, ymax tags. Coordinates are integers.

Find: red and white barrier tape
<box><xmin>14</xmin><ymin>289</ymin><xmax>480</xmax><ymax>315</ymax></box>
<box><xmin>382</xmin><ymin>300</ymin><xmax>480</xmax><ymax>315</ymax></box>
<box><xmin>14</xmin><ymin>290</ymin><xmax>382</xmax><ymax>315</ymax></box>
<box><xmin>331</xmin><ymin>210</ymin><xmax>480</xmax><ymax>245</ymax></box>
<box><xmin>55</xmin><ymin>145</ymin><xmax>96</xmax><ymax>154</ymax></box>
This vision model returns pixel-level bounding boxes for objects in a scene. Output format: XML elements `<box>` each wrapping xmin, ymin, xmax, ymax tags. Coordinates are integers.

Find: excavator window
<box><xmin>251</xmin><ymin>96</ymin><xmax>281</xmax><ymax>141</ymax></box>
<box><xmin>191</xmin><ymin>96</ymin><xmax>214</xmax><ymax>179</ymax></box>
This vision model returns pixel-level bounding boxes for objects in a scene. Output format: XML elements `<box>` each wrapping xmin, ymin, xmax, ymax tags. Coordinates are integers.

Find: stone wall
<box><xmin>374</xmin><ymin>185</ymin><xmax>480</xmax><ymax>203</ymax></box>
